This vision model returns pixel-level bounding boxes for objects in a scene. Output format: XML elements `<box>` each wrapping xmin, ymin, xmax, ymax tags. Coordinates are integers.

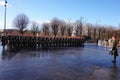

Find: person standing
<box><xmin>109</xmin><ymin>36</ymin><xmax>119</xmax><ymax>63</ymax></box>
<box><xmin>1</xmin><ymin>35</ymin><xmax>8</xmax><ymax>49</ymax></box>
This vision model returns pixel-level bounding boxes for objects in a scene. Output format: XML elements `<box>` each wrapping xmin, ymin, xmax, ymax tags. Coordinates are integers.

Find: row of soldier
<box><xmin>1</xmin><ymin>36</ymin><xmax>85</xmax><ymax>50</ymax></box>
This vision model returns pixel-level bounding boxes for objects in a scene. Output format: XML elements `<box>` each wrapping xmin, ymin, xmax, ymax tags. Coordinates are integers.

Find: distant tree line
<box><xmin>12</xmin><ymin>13</ymin><xmax>120</xmax><ymax>40</ymax></box>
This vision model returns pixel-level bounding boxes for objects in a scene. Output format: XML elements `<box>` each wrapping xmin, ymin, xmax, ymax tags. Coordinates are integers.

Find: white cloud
<box><xmin>7</xmin><ymin>24</ymin><xmax>12</xmax><ymax>29</ymax></box>
<box><xmin>0</xmin><ymin>21</ymin><xmax>3</xmax><ymax>29</ymax></box>
<box><xmin>0</xmin><ymin>0</ymin><xmax>5</xmax><ymax>6</ymax></box>
<box><xmin>0</xmin><ymin>21</ymin><xmax>3</xmax><ymax>25</ymax></box>
<box><xmin>33</xmin><ymin>20</ymin><xmax>41</xmax><ymax>25</ymax></box>
<box><xmin>43</xmin><ymin>20</ymin><xmax>50</xmax><ymax>23</ymax></box>
<box><xmin>0</xmin><ymin>0</ymin><xmax>11</xmax><ymax>7</ymax></box>
<box><xmin>0</xmin><ymin>20</ymin><xmax>12</xmax><ymax>29</ymax></box>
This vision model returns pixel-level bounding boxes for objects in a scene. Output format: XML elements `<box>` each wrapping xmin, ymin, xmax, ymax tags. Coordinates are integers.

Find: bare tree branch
<box><xmin>42</xmin><ymin>22</ymin><xmax>50</xmax><ymax>36</ymax></box>
<box><xmin>59</xmin><ymin>20</ymin><xmax>67</xmax><ymax>36</ymax></box>
<box><xmin>66</xmin><ymin>23</ymin><xmax>73</xmax><ymax>36</ymax></box>
<box><xmin>31</xmin><ymin>21</ymin><xmax>39</xmax><ymax>36</ymax></box>
<box><xmin>13</xmin><ymin>13</ymin><xmax>29</xmax><ymax>35</ymax></box>
<box><xmin>74</xmin><ymin>17</ymin><xmax>86</xmax><ymax>36</ymax></box>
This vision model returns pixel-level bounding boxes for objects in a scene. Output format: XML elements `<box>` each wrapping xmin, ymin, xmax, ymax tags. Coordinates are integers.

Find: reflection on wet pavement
<box><xmin>0</xmin><ymin>43</ymin><xmax>120</xmax><ymax>80</ymax></box>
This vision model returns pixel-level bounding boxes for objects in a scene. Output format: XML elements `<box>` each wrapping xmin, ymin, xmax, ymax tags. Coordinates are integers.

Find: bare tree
<box><xmin>97</xmin><ymin>26</ymin><xmax>102</xmax><ymax>39</ymax></box>
<box><xmin>13</xmin><ymin>13</ymin><xmax>29</xmax><ymax>35</ymax></box>
<box><xmin>74</xmin><ymin>17</ymin><xmax>85</xmax><ymax>36</ymax></box>
<box><xmin>85</xmin><ymin>23</ymin><xmax>93</xmax><ymax>37</ymax></box>
<box><xmin>31</xmin><ymin>21</ymin><xmax>39</xmax><ymax>36</ymax></box>
<box><xmin>100</xmin><ymin>26</ymin><xmax>107</xmax><ymax>39</ymax></box>
<box><xmin>50</xmin><ymin>18</ymin><xmax>60</xmax><ymax>37</ymax></box>
<box><xmin>66</xmin><ymin>23</ymin><xmax>73</xmax><ymax>36</ymax></box>
<box><xmin>42</xmin><ymin>23</ymin><xmax>50</xmax><ymax>36</ymax></box>
<box><xmin>59</xmin><ymin>20</ymin><xmax>67</xmax><ymax>36</ymax></box>
<box><xmin>106</xmin><ymin>26</ymin><xmax>116</xmax><ymax>39</ymax></box>
<box><xmin>92</xmin><ymin>25</ymin><xmax>97</xmax><ymax>40</ymax></box>
<box><xmin>116</xmin><ymin>24</ymin><xmax>120</xmax><ymax>38</ymax></box>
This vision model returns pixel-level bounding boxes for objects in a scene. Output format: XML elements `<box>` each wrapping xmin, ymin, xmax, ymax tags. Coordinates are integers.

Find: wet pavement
<box><xmin>0</xmin><ymin>43</ymin><xmax>120</xmax><ymax>80</ymax></box>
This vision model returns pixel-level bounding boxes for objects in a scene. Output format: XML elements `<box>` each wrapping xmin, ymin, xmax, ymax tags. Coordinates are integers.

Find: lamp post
<box><xmin>4</xmin><ymin>0</ymin><xmax>7</xmax><ymax>35</ymax></box>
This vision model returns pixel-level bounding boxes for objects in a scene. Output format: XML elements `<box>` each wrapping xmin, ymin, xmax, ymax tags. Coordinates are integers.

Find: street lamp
<box><xmin>4</xmin><ymin>0</ymin><xmax>7</xmax><ymax>35</ymax></box>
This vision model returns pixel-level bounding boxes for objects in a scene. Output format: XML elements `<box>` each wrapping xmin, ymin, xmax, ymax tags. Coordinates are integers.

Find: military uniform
<box><xmin>109</xmin><ymin>39</ymin><xmax>118</xmax><ymax>63</ymax></box>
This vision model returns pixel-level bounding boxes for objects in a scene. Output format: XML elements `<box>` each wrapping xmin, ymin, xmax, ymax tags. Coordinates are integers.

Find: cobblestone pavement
<box><xmin>0</xmin><ymin>43</ymin><xmax>120</xmax><ymax>80</ymax></box>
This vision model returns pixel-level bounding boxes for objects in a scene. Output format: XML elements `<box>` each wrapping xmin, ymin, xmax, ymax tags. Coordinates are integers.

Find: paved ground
<box><xmin>0</xmin><ymin>43</ymin><xmax>120</xmax><ymax>80</ymax></box>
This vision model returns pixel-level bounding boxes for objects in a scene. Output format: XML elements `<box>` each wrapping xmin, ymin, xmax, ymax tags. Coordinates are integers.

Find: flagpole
<box><xmin>4</xmin><ymin>0</ymin><xmax>7</xmax><ymax>35</ymax></box>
